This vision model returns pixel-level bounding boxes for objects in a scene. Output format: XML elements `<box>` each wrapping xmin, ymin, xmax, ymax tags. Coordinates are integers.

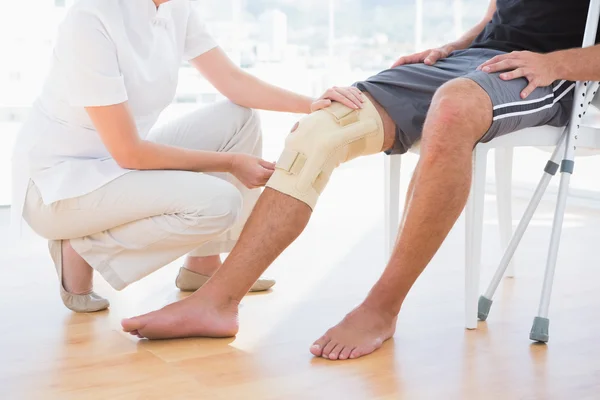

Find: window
<box><xmin>0</xmin><ymin>0</ymin><xmax>478</xmax><ymax>205</ymax></box>
<box><xmin>195</xmin><ymin>1</ymin><xmax>487</xmax><ymax>89</ymax></box>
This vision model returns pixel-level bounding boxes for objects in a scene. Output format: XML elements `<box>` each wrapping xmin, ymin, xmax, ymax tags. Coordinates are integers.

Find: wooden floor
<box><xmin>2</xmin><ymin>155</ymin><xmax>600</xmax><ymax>400</ymax></box>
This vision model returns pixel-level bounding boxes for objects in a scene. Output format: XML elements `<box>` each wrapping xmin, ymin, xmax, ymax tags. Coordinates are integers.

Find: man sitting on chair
<box><xmin>122</xmin><ymin>0</ymin><xmax>600</xmax><ymax>360</ymax></box>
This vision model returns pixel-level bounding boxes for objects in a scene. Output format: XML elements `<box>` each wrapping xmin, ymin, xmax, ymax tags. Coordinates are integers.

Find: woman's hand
<box><xmin>311</xmin><ymin>86</ymin><xmax>365</xmax><ymax>112</ymax></box>
<box><xmin>229</xmin><ymin>154</ymin><xmax>276</xmax><ymax>189</ymax></box>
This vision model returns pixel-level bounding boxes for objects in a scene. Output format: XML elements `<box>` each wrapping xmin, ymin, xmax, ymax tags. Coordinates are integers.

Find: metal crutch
<box><xmin>477</xmin><ymin>131</ymin><xmax>567</xmax><ymax>321</ymax></box>
<box><xmin>529</xmin><ymin>77</ymin><xmax>600</xmax><ymax>342</ymax></box>
<box><xmin>478</xmin><ymin>83</ymin><xmax>600</xmax><ymax>324</ymax></box>
<box><xmin>479</xmin><ymin>0</ymin><xmax>600</xmax><ymax>342</ymax></box>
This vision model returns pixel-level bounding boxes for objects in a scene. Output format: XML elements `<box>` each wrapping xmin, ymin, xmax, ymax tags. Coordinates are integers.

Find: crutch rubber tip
<box><xmin>530</xmin><ymin>317</ymin><xmax>550</xmax><ymax>343</ymax></box>
<box><xmin>477</xmin><ymin>296</ymin><xmax>493</xmax><ymax>321</ymax></box>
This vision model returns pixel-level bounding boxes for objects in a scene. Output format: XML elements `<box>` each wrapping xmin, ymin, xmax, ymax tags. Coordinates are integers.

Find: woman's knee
<box><xmin>238</xmin><ymin>105</ymin><xmax>262</xmax><ymax>142</ymax></box>
<box><xmin>183</xmin><ymin>181</ymin><xmax>244</xmax><ymax>234</ymax></box>
<box><xmin>217</xmin><ymin>101</ymin><xmax>262</xmax><ymax>153</ymax></box>
<box><xmin>211</xmin><ymin>183</ymin><xmax>244</xmax><ymax>230</ymax></box>
<box><xmin>218</xmin><ymin>101</ymin><xmax>261</xmax><ymax>130</ymax></box>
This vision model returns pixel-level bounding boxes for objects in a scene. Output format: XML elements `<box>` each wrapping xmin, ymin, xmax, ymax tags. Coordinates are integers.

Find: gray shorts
<box><xmin>355</xmin><ymin>48</ymin><xmax>575</xmax><ymax>155</ymax></box>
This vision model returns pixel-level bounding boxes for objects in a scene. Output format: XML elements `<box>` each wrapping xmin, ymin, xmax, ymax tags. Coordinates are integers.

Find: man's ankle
<box><xmin>193</xmin><ymin>281</ymin><xmax>242</xmax><ymax>310</ymax></box>
<box><xmin>361</xmin><ymin>292</ymin><xmax>404</xmax><ymax>319</ymax></box>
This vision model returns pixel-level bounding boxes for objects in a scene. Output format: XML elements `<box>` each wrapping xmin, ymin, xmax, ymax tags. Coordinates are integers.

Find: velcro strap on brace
<box><xmin>323</xmin><ymin>103</ymin><xmax>359</xmax><ymax>127</ymax></box>
<box><xmin>277</xmin><ymin>149</ymin><xmax>330</xmax><ymax>194</ymax></box>
<box><xmin>276</xmin><ymin>149</ymin><xmax>307</xmax><ymax>175</ymax></box>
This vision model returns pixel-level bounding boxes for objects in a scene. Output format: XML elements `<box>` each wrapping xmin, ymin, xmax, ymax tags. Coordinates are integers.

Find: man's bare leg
<box><xmin>122</xmin><ymin>80</ymin><xmax>492</xmax><ymax>358</ymax></box>
<box><xmin>121</xmin><ymin>92</ymin><xmax>397</xmax><ymax>339</ymax></box>
<box><xmin>311</xmin><ymin>78</ymin><xmax>492</xmax><ymax>360</ymax></box>
<box><xmin>400</xmin><ymin>163</ymin><xmax>418</xmax><ymax>232</ymax></box>
<box><xmin>305</xmin><ymin>160</ymin><xmax>418</xmax><ymax>359</ymax></box>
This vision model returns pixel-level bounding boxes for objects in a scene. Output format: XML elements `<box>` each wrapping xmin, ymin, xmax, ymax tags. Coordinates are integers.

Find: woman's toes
<box><xmin>310</xmin><ymin>335</ymin><xmax>331</xmax><ymax>357</ymax></box>
<box><xmin>328</xmin><ymin>344</ymin><xmax>345</xmax><ymax>361</ymax></box>
<box><xmin>321</xmin><ymin>341</ymin><xmax>338</xmax><ymax>359</ymax></box>
<box><xmin>339</xmin><ymin>346</ymin><xmax>354</xmax><ymax>360</ymax></box>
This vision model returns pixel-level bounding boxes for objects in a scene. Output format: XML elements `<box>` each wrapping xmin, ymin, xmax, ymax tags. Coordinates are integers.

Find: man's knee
<box><xmin>425</xmin><ymin>79</ymin><xmax>493</xmax><ymax>149</ymax></box>
<box><xmin>266</xmin><ymin>97</ymin><xmax>385</xmax><ymax>210</ymax></box>
<box><xmin>432</xmin><ymin>79</ymin><xmax>493</xmax><ymax>126</ymax></box>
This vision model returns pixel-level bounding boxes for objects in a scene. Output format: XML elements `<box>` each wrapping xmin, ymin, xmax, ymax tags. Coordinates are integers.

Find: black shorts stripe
<box><xmin>493</xmin><ymin>80</ymin><xmax>575</xmax><ymax>119</ymax></box>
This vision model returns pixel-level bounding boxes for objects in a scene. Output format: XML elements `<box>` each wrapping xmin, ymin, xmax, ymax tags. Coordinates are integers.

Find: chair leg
<box><xmin>465</xmin><ymin>148</ymin><xmax>487</xmax><ymax>330</ymax></box>
<box><xmin>495</xmin><ymin>148</ymin><xmax>516</xmax><ymax>278</ymax></box>
<box><xmin>384</xmin><ymin>155</ymin><xmax>402</xmax><ymax>257</ymax></box>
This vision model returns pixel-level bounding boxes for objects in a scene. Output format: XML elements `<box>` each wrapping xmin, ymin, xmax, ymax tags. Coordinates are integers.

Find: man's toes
<box><xmin>349</xmin><ymin>342</ymin><xmax>381</xmax><ymax>360</ymax></box>
<box><xmin>121</xmin><ymin>319</ymin><xmax>134</xmax><ymax>332</ymax></box>
<box><xmin>328</xmin><ymin>344</ymin><xmax>345</xmax><ymax>361</ymax></box>
<box><xmin>321</xmin><ymin>341</ymin><xmax>338</xmax><ymax>359</ymax></box>
<box><xmin>339</xmin><ymin>346</ymin><xmax>354</xmax><ymax>360</ymax></box>
<box><xmin>310</xmin><ymin>335</ymin><xmax>331</xmax><ymax>357</ymax></box>
<box><xmin>130</xmin><ymin>330</ymin><xmax>144</xmax><ymax>339</ymax></box>
<box><xmin>349</xmin><ymin>348</ymin><xmax>362</xmax><ymax>359</ymax></box>
<box><xmin>121</xmin><ymin>316</ymin><xmax>145</xmax><ymax>333</ymax></box>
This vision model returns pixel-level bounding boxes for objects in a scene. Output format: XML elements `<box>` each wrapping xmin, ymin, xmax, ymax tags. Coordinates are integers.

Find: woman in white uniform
<box><xmin>12</xmin><ymin>0</ymin><xmax>364</xmax><ymax>313</ymax></box>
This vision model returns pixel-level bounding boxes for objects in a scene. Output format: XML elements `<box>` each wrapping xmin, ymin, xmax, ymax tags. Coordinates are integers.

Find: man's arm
<box><xmin>451</xmin><ymin>0</ymin><xmax>497</xmax><ymax>51</ymax></box>
<box><xmin>551</xmin><ymin>46</ymin><xmax>600</xmax><ymax>81</ymax></box>
<box><xmin>478</xmin><ymin>44</ymin><xmax>600</xmax><ymax>99</ymax></box>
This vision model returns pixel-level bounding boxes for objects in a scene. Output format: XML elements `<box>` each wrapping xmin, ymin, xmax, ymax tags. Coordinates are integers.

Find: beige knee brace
<box><xmin>266</xmin><ymin>96</ymin><xmax>384</xmax><ymax>209</ymax></box>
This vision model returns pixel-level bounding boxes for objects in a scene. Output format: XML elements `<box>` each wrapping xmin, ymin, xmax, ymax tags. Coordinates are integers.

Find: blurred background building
<box><xmin>3</xmin><ymin>1</ymin><xmax>598</xmax><ymax>208</ymax></box>
<box><xmin>1</xmin><ymin>0</ymin><xmax>486</xmax><ymax>205</ymax></box>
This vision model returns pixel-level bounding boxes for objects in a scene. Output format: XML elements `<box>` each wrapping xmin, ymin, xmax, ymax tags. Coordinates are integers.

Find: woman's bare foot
<box><xmin>310</xmin><ymin>304</ymin><xmax>397</xmax><ymax>361</ymax></box>
<box><xmin>61</xmin><ymin>240</ymin><xmax>94</xmax><ymax>295</ymax></box>
<box><xmin>184</xmin><ymin>255</ymin><xmax>222</xmax><ymax>276</ymax></box>
<box><xmin>121</xmin><ymin>294</ymin><xmax>239</xmax><ymax>339</ymax></box>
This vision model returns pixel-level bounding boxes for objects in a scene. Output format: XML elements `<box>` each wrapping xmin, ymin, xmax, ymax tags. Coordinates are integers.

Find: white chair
<box><xmin>384</xmin><ymin>127</ymin><xmax>564</xmax><ymax>330</ymax></box>
<box><xmin>385</xmin><ymin>0</ymin><xmax>600</xmax><ymax>334</ymax></box>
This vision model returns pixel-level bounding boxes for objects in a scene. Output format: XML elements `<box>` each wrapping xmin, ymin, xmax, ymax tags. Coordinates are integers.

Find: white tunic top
<box><xmin>11</xmin><ymin>0</ymin><xmax>217</xmax><ymax>231</ymax></box>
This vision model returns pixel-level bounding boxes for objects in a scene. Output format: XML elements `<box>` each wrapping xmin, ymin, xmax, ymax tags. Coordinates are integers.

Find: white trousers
<box><xmin>23</xmin><ymin>101</ymin><xmax>262</xmax><ymax>290</ymax></box>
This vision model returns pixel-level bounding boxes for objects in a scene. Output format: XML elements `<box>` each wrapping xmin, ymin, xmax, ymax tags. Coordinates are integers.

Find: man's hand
<box><xmin>477</xmin><ymin>51</ymin><xmax>560</xmax><ymax>99</ymax></box>
<box><xmin>311</xmin><ymin>86</ymin><xmax>365</xmax><ymax>112</ymax></box>
<box><xmin>391</xmin><ymin>43</ymin><xmax>457</xmax><ymax>68</ymax></box>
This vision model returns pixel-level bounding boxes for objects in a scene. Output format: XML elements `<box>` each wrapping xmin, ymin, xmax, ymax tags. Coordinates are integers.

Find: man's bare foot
<box><xmin>62</xmin><ymin>240</ymin><xmax>94</xmax><ymax>295</ymax></box>
<box><xmin>184</xmin><ymin>255</ymin><xmax>223</xmax><ymax>276</ymax></box>
<box><xmin>310</xmin><ymin>305</ymin><xmax>397</xmax><ymax>361</ymax></box>
<box><xmin>121</xmin><ymin>294</ymin><xmax>239</xmax><ymax>340</ymax></box>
